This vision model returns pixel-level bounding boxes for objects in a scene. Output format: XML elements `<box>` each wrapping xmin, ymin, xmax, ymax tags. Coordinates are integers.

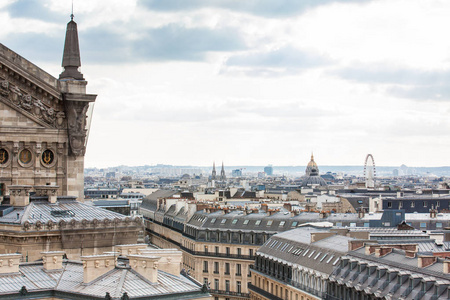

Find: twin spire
<box><xmin>211</xmin><ymin>162</ymin><xmax>226</xmax><ymax>181</ymax></box>
<box><xmin>59</xmin><ymin>13</ymin><xmax>84</xmax><ymax>80</ymax></box>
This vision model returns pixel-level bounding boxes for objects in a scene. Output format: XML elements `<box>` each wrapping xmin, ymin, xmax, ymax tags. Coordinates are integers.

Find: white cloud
<box><xmin>3</xmin><ymin>0</ymin><xmax>450</xmax><ymax>167</ymax></box>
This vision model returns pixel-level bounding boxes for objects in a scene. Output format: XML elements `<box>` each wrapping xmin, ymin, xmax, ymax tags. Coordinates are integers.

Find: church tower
<box><xmin>220</xmin><ymin>162</ymin><xmax>226</xmax><ymax>181</ymax></box>
<box><xmin>211</xmin><ymin>162</ymin><xmax>217</xmax><ymax>180</ymax></box>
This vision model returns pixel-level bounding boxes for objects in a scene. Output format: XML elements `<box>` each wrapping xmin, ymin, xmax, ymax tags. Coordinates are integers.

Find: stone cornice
<box><xmin>0</xmin><ymin>44</ymin><xmax>60</xmax><ymax>99</ymax></box>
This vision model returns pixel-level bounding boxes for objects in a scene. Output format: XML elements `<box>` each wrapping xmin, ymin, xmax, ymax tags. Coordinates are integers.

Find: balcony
<box><xmin>209</xmin><ymin>289</ymin><xmax>250</xmax><ymax>298</ymax></box>
<box><xmin>180</xmin><ymin>244</ymin><xmax>255</xmax><ymax>260</ymax></box>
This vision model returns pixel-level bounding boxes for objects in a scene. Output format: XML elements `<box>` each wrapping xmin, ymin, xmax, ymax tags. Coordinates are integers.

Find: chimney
<box><xmin>261</xmin><ymin>204</ymin><xmax>268</xmax><ymax>213</ymax></box>
<box><xmin>418</xmin><ymin>256</ymin><xmax>437</xmax><ymax>268</ymax></box>
<box><xmin>283</xmin><ymin>203</ymin><xmax>292</xmax><ymax>212</ymax></box>
<box><xmin>358</xmin><ymin>208</ymin><xmax>365</xmax><ymax>219</ymax></box>
<box><xmin>349</xmin><ymin>240</ymin><xmax>365</xmax><ymax>251</ymax></box>
<box><xmin>41</xmin><ymin>251</ymin><xmax>65</xmax><ymax>270</ymax></box>
<box><xmin>375</xmin><ymin>247</ymin><xmax>392</xmax><ymax>257</ymax></box>
<box><xmin>80</xmin><ymin>254</ymin><xmax>116</xmax><ymax>283</ymax></box>
<box><xmin>430</xmin><ymin>206</ymin><xmax>437</xmax><ymax>219</ymax></box>
<box><xmin>138</xmin><ymin>249</ymin><xmax>182</xmax><ymax>276</ymax></box>
<box><xmin>34</xmin><ymin>186</ymin><xmax>59</xmax><ymax>204</ymax></box>
<box><xmin>319</xmin><ymin>211</ymin><xmax>328</xmax><ymax>219</ymax></box>
<box><xmin>116</xmin><ymin>244</ymin><xmax>148</xmax><ymax>256</ymax></box>
<box><xmin>443</xmin><ymin>261</ymin><xmax>450</xmax><ymax>273</ymax></box>
<box><xmin>128</xmin><ymin>255</ymin><xmax>160</xmax><ymax>283</ymax></box>
<box><xmin>0</xmin><ymin>254</ymin><xmax>21</xmax><ymax>273</ymax></box>
<box><xmin>405</xmin><ymin>250</ymin><xmax>416</xmax><ymax>258</ymax></box>
<box><xmin>8</xmin><ymin>185</ymin><xmax>32</xmax><ymax>207</ymax></box>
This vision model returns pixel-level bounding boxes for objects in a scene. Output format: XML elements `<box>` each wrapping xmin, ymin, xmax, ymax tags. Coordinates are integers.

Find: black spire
<box><xmin>211</xmin><ymin>162</ymin><xmax>217</xmax><ymax>180</ymax></box>
<box><xmin>60</xmin><ymin>14</ymin><xmax>84</xmax><ymax>80</ymax></box>
<box><xmin>220</xmin><ymin>162</ymin><xmax>226</xmax><ymax>181</ymax></box>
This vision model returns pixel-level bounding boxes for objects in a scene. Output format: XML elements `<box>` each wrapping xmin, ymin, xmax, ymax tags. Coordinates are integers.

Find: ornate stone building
<box><xmin>0</xmin><ymin>16</ymin><xmax>142</xmax><ymax>261</ymax></box>
<box><xmin>0</xmin><ymin>15</ymin><xmax>95</xmax><ymax>201</ymax></box>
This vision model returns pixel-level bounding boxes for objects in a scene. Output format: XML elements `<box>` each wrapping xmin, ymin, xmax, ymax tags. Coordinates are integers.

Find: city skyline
<box><xmin>2</xmin><ymin>0</ymin><xmax>450</xmax><ymax>168</ymax></box>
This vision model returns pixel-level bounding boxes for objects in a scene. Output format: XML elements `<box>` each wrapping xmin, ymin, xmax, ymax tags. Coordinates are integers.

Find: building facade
<box><xmin>0</xmin><ymin>17</ymin><xmax>96</xmax><ymax>201</ymax></box>
<box><xmin>0</xmin><ymin>17</ymin><xmax>143</xmax><ymax>261</ymax></box>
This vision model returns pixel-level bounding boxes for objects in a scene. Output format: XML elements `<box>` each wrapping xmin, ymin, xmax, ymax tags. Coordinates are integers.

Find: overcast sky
<box><xmin>2</xmin><ymin>0</ymin><xmax>450</xmax><ymax>168</ymax></box>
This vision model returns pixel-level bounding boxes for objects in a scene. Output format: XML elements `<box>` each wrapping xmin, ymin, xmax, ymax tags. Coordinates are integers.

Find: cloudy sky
<box><xmin>1</xmin><ymin>0</ymin><xmax>450</xmax><ymax>168</ymax></box>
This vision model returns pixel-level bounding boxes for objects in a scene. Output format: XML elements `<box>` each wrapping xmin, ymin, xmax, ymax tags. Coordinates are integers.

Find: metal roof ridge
<box><xmin>112</xmin><ymin>269</ymin><xmax>127</xmax><ymax>298</ymax></box>
<box><xmin>20</xmin><ymin>202</ymin><xmax>34</xmax><ymax>224</ymax></box>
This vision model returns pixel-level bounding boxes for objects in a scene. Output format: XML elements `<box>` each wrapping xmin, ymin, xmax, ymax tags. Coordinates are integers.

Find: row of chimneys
<box><xmin>349</xmin><ymin>241</ymin><xmax>450</xmax><ymax>272</ymax></box>
<box><xmin>7</xmin><ymin>185</ymin><xmax>59</xmax><ymax>206</ymax></box>
<box><xmin>0</xmin><ymin>244</ymin><xmax>182</xmax><ymax>283</ymax></box>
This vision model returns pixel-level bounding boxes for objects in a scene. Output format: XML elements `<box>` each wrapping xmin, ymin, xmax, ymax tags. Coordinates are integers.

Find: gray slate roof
<box><xmin>0</xmin><ymin>261</ymin><xmax>204</xmax><ymax>299</ymax></box>
<box><xmin>0</xmin><ymin>200</ymin><xmax>128</xmax><ymax>225</ymax></box>
<box><xmin>257</xmin><ymin>226</ymin><xmax>352</xmax><ymax>275</ymax></box>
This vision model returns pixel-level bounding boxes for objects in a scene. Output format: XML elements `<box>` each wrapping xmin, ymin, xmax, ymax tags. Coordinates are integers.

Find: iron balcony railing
<box><xmin>209</xmin><ymin>289</ymin><xmax>250</xmax><ymax>298</ymax></box>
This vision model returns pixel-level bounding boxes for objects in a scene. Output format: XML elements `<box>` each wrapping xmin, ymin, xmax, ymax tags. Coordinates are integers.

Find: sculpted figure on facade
<box><xmin>65</xmin><ymin>100</ymin><xmax>89</xmax><ymax>156</ymax></box>
<box><xmin>0</xmin><ymin>80</ymin><xmax>9</xmax><ymax>97</ymax></box>
<box><xmin>21</xmin><ymin>94</ymin><xmax>32</xmax><ymax>111</ymax></box>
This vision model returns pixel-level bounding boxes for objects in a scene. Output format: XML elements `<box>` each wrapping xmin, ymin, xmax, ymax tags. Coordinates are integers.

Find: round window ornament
<box><xmin>18</xmin><ymin>149</ymin><xmax>33</xmax><ymax>167</ymax></box>
<box><xmin>41</xmin><ymin>149</ymin><xmax>56</xmax><ymax>168</ymax></box>
<box><xmin>0</xmin><ymin>148</ymin><xmax>9</xmax><ymax>166</ymax></box>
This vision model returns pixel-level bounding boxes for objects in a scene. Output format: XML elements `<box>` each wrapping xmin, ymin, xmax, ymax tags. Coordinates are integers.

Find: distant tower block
<box><xmin>364</xmin><ymin>154</ymin><xmax>376</xmax><ymax>188</ymax></box>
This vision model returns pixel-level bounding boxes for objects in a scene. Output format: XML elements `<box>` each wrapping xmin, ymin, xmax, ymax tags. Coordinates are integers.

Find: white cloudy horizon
<box><xmin>2</xmin><ymin>0</ymin><xmax>450</xmax><ymax>168</ymax></box>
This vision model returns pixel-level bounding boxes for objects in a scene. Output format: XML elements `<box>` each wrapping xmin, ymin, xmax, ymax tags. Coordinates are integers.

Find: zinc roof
<box><xmin>0</xmin><ymin>201</ymin><xmax>128</xmax><ymax>225</ymax></box>
<box><xmin>0</xmin><ymin>261</ymin><xmax>203</xmax><ymax>299</ymax></box>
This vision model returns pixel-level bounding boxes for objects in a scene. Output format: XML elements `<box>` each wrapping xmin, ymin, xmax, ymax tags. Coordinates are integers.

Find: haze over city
<box><xmin>2</xmin><ymin>0</ymin><xmax>450</xmax><ymax>168</ymax></box>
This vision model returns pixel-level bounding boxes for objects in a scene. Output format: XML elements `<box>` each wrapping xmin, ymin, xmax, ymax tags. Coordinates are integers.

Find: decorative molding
<box><xmin>0</xmin><ymin>79</ymin><xmax>65</xmax><ymax>129</ymax></box>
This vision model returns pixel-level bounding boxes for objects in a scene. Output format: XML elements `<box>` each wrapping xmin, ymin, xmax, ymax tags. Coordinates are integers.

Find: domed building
<box><xmin>302</xmin><ymin>154</ymin><xmax>327</xmax><ymax>187</ymax></box>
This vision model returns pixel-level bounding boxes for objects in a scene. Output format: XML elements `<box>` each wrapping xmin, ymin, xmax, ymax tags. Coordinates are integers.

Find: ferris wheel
<box><xmin>364</xmin><ymin>154</ymin><xmax>376</xmax><ymax>188</ymax></box>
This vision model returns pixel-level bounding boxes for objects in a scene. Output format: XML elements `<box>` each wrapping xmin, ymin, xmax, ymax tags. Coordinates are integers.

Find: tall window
<box><xmin>237</xmin><ymin>248</ymin><xmax>241</xmax><ymax>256</ymax></box>
<box><xmin>225</xmin><ymin>280</ymin><xmax>230</xmax><ymax>292</ymax></box>
<box><xmin>249</xmin><ymin>249</ymin><xmax>254</xmax><ymax>257</ymax></box>
<box><xmin>225</xmin><ymin>263</ymin><xmax>230</xmax><ymax>275</ymax></box>
<box><xmin>226</xmin><ymin>247</ymin><xmax>230</xmax><ymax>256</ymax></box>
<box><xmin>237</xmin><ymin>281</ymin><xmax>241</xmax><ymax>293</ymax></box>
<box><xmin>236</xmin><ymin>264</ymin><xmax>242</xmax><ymax>276</ymax></box>
<box><xmin>203</xmin><ymin>261</ymin><xmax>208</xmax><ymax>273</ymax></box>
<box><xmin>214</xmin><ymin>262</ymin><xmax>219</xmax><ymax>273</ymax></box>
<box><xmin>214</xmin><ymin>279</ymin><xmax>219</xmax><ymax>290</ymax></box>
<box><xmin>215</xmin><ymin>246</ymin><xmax>219</xmax><ymax>255</ymax></box>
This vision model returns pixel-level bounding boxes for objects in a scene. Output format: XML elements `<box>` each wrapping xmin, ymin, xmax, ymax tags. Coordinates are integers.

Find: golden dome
<box><xmin>307</xmin><ymin>153</ymin><xmax>318</xmax><ymax>168</ymax></box>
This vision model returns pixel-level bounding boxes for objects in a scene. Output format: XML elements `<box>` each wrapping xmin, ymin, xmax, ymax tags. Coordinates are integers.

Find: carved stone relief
<box><xmin>0</xmin><ymin>79</ymin><xmax>65</xmax><ymax>129</ymax></box>
<box><xmin>65</xmin><ymin>100</ymin><xmax>89</xmax><ymax>156</ymax></box>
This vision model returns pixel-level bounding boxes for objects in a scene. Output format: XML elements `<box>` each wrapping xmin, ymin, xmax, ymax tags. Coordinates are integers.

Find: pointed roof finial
<box><xmin>60</xmin><ymin>7</ymin><xmax>84</xmax><ymax>80</ymax></box>
<box><xmin>311</xmin><ymin>152</ymin><xmax>314</xmax><ymax>161</ymax></box>
<box><xmin>71</xmin><ymin>0</ymin><xmax>74</xmax><ymax>20</ymax></box>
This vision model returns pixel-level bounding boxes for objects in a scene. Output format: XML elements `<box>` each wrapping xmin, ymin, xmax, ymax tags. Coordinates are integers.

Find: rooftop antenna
<box><xmin>70</xmin><ymin>0</ymin><xmax>74</xmax><ymax>20</ymax></box>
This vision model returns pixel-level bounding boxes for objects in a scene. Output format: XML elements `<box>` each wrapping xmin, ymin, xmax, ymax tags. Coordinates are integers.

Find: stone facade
<box><xmin>0</xmin><ymin>18</ymin><xmax>145</xmax><ymax>262</ymax></box>
<box><xmin>0</xmin><ymin>24</ymin><xmax>95</xmax><ymax>201</ymax></box>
